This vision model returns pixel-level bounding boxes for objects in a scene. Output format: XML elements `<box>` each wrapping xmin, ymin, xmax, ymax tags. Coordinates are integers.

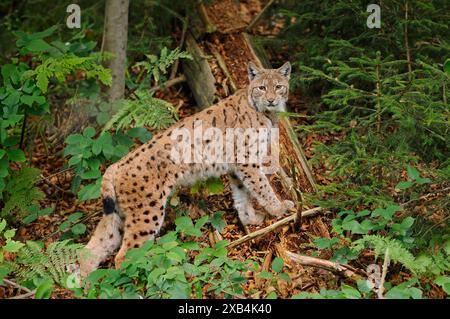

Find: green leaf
<box><xmin>35</xmin><ymin>279</ymin><xmax>54</xmax><ymax>299</ymax></box>
<box><xmin>3</xmin><ymin>229</ymin><xmax>15</xmax><ymax>240</ymax></box>
<box><xmin>25</xmin><ymin>39</ymin><xmax>53</xmax><ymax>53</ymax></box>
<box><xmin>278</xmin><ymin>273</ymin><xmax>291</xmax><ymax>282</ymax></box>
<box><xmin>180</xmin><ymin>241</ymin><xmax>200</xmax><ymax>250</ymax></box>
<box><xmin>71</xmin><ymin>223</ymin><xmax>86</xmax><ymax>235</ymax></box>
<box><xmin>175</xmin><ymin>216</ymin><xmax>194</xmax><ymax>231</ymax></box>
<box><xmin>342</xmin><ymin>220</ymin><xmax>366</xmax><ymax>234</ymax></box>
<box><xmin>77</xmin><ymin>180</ymin><xmax>102</xmax><ymax>201</ymax></box>
<box><xmin>258</xmin><ymin>271</ymin><xmax>273</xmax><ymax>279</ymax></box>
<box><xmin>3</xmin><ymin>90</ymin><xmax>20</xmax><ymax>106</ymax></box>
<box><xmin>0</xmin><ymin>219</ymin><xmax>6</xmax><ymax>233</ymax></box>
<box><xmin>434</xmin><ymin>276</ymin><xmax>450</xmax><ymax>294</ymax></box>
<box><xmin>444</xmin><ymin>58</ymin><xmax>450</xmax><ymax>75</ymax></box>
<box><xmin>127</xmin><ymin>127</ymin><xmax>152</xmax><ymax>143</ymax></box>
<box><xmin>83</xmin><ymin>127</ymin><xmax>96</xmax><ymax>138</ymax></box>
<box><xmin>205</xmin><ymin>177</ymin><xmax>224</xmax><ymax>195</ymax></box>
<box><xmin>195</xmin><ymin>216</ymin><xmax>209</xmax><ymax>230</ymax></box>
<box><xmin>167</xmin><ymin>251</ymin><xmax>183</xmax><ymax>263</ymax></box>
<box><xmin>315</xmin><ymin>237</ymin><xmax>340</xmax><ymax>249</ymax></box>
<box><xmin>65</xmin><ymin>134</ymin><xmax>84</xmax><ymax>145</ymax></box>
<box><xmin>80</xmin><ymin>169</ymin><xmax>101</xmax><ymax>180</ymax></box>
<box><xmin>67</xmin><ymin>212</ymin><xmax>83</xmax><ymax>222</ymax></box>
<box><xmin>271</xmin><ymin>257</ymin><xmax>284</xmax><ymax>273</ymax></box>
<box><xmin>6</xmin><ymin>149</ymin><xmax>26</xmax><ymax>162</ymax></box>
<box><xmin>3</xmin><ymin>240</ymin><xmax>24</xmax><ymax>253</ymax></box>
<box><xmin>406</xmin><ymin>165</ymin><xmax>420</xmax><ymax>180</ymax></box>
<box><xmin>356</xmin><ymin>279</ymin><xmax>373</xmax><ymax>294</ymax></box>
<box><xmin>210</xmin><ymin>211</ymin><xmax>227</xmax><ymax>232</ymax></box>
<box><xmin>415</xmin><ymin>177</ymin><xmax>431</xmax><ymax>185</ymax></box>
<box><xmin>341</xmin><ymin>284</ymin><xmax>361</xmax><ymax>299</ymax></box>
<box><xmin>266</xmin><ymin>291</ymin><xmax>277</xmax><ymax>299</ymax></box>
<box><xmin>395</xmin><ymin>181</ymin><xmax>413</xmax><ymax>190</ymax></box>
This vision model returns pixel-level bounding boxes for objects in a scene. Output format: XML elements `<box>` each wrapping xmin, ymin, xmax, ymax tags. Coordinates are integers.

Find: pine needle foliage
<box><xmin>274</xmin><ymin>0</ymin><xmax>449</xmax><ymax>208</ymax></box>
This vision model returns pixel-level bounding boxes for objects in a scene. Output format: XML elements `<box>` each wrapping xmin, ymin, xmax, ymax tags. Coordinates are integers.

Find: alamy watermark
<box><xmin>66</xmin><ymin>4</ymin><xmax>81</xmax><ymax>29</ymax></box>
<box><xmin>367</xmin><ymin>4</ymin><xmax>381</xmax><ymax>29</ymax></box>
<box><xmin>169</xmin><ymin>120</ymin><xmax>280</xmax><ymax>174</ymax></box>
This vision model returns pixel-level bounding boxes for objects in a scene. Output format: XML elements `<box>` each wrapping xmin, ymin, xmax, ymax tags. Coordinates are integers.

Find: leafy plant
<box><xmin>0</xmin><ymin>219</ymin><xmax>25</xmax><ymax>265</ymax></box>
<box><xmin>58</xmin><ymin>212</ymin><xmax>87</xmax><ymax>239</ymax></box>
<box><xmin>64</xmin><ymin>126</ymin><xmax>152</xmax><ymax>201</ymax></box>
<box><xmin>395</xmin><ymin>165</ymin><xmax>432</xmax><ymax>190</ymax></box>
<box><xmin>78</xmin><ymin>215</ymin><xmax>256</xmax><ymax>299</ymax></box>
<box><xmin>258</xmin><ymin>257</ymin><xmax>291</xmax><ymax>298</ymax></box>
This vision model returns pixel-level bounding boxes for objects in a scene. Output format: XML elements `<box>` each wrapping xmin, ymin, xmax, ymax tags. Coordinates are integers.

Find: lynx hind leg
<box><xmin>79</xmin><ymin>212</ymin><xmax>123</xmax><ymax>278</ymax></box>
<box><xmin>229</xmin><ymin>175</ymin><xmax>265</xmax><ymax>225</ymax></box>
<box><xmin>114</xmin><ymin>189</ymin><xmax>170</xmax><ymax>269</ymax></box>
<box><xmin>234</xmin><ymin>165</ymin><xmax>294</xmax><ymax>217</ymax></box>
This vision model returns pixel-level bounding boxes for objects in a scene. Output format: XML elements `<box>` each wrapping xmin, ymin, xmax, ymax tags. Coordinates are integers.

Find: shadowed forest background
<box><xmin>0</xmin><ymin>0</ymin><xmax>448</xmax><ymax>299</ymax></box>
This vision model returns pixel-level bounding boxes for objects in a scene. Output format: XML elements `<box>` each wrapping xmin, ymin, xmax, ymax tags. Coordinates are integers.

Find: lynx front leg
<box><xmin>234</xmin><ymin>164</ymin><xmax>294</xmax><ymax>217</ymax></box>
<box><xmin>229</xmin><ymin>174</ymin><xmax>265</xmax><ymax>225</ymax></box>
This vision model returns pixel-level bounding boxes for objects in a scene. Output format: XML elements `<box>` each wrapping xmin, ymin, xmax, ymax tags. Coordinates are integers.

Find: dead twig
<box><xmin>255</xmin><ymin>250</ymin><xmax>273</xmax><ymax>288</ymax></box>
<box><xmin>9</xmin><ymin>290</ymin><xmax>37</xmax><ymax>299</ymax></box>
<box><xmin>246</xmin><ymin>0</ymin><xmax>275</xmax><ymax>32</ymax></box>
<box><xmin>208</xmin><ymin>45</ymin><xmax>237</xmax><ymax>94</ymax></box>
<box><xmin>281</xmin><ymin>249</ymin><xmax>365</xmax><ymax>281</ymax></box>
<box><xmin>377</xmin><ymin>248</ymin><xmax>390</xmax><ymax>299</ymax></box>
<box><xmin>2</xmin><ymin>278</ymin><xmax>31</xmax><ymax>293</ymax></box>
<box><xmin>170</xmin><ymin>17</ymin><xmax>189</xmax><ymax>80</ymax></box>
<box><xmin>227</xmin><ymin>207</ymin><xmax>324</xmax><ymax>248</ymax></box>
<box><xmin>149</xmin><ymin>75</ymin><xmax>186</xmax><ymax>94</ymax></box>
<box><xmin>401</xmin><ymin>186</ymin><xmax>450</xmax><ymax>207</ymax></box>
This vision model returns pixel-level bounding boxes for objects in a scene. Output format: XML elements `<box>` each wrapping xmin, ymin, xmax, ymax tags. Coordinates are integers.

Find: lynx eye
<box><xmin>258</xmin><ymin>86</ymin><xmax>266</xmax><ymax>91</ymax></box>
<box><xmin>275</xmin><ymin>85</ymin><xmax>283</xmax><ymax>90</ymax></box>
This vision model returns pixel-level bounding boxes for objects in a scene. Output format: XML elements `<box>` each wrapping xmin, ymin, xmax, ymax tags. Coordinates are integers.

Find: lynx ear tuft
<box><xmin>277</xmin><ymin>62</ymin><xmax>291</xmax><ymax>79</ymax></box>
<box><xmin>247</xmin><ymin>61</ymin><xmax>261</xmax><ymax>81</ymax></box>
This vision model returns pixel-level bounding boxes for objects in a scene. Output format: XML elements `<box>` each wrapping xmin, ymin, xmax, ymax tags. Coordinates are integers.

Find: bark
<box><xmin>103</xmin><ymin>0</ymin><xmax>130</xmax><ymax>102</ymax></box>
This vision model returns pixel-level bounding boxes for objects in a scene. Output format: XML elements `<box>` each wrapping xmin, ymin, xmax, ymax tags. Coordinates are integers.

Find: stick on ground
<box><xmin>227</xmin><ymin>207</ymin><xmax>323</xmax><ymax>248</ymax></box>
<box><xmin>280</xmin><ymin>249</ymin><xmax>365</xmax><ymax>281</ymax></box>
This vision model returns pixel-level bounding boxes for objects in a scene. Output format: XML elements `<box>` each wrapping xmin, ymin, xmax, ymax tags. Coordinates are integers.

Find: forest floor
<box><xmin>3</xmin><ymin>0</ymin><xmax>447</xmax><ymax>299</ymax></box>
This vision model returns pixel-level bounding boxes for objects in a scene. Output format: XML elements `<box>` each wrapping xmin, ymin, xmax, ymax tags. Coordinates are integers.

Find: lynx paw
<box><xmin>270</xmin><ymin>200</ymin><xmax>295</xmax><ymax>217</ymax></box>
<box><xmin>283</xmin><ymin>200</ymin><xmax>295</xmax><ymax>210</ymax></box>
<box><xmin>245</xmin><ymin>213</ymin><xmax>265</xmax><ymax>225</ymax></box>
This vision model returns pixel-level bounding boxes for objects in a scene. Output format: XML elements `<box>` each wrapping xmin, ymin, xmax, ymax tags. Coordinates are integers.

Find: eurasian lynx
<box><xmin>80</xmin><ymin>62</ymin><xmax>294</xmax><ymax>276</ymax></box>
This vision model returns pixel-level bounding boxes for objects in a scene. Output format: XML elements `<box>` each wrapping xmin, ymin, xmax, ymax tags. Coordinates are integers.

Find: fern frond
<box><xmin>1</xmin><ymin>168</ymin><xmax>44</xmax><ymax>218</ymax></box>
<box><xmin>352</xmin><ymin>235</ymin><xmax>424</xmax><ymax>275</ymax></box>
<box><xmin>103</xmin><ymin>90</ymin><xmax>178</xmax><ymax>132</ymax></box>
<box><xmin>22</xmin><ymin>53</ymin><xmax>112</xmax><ymax>93</ymax></box>
<box><xmin>135</xmin><ymin>47</ymin><xmax>192</xmax><ymax>82</ymax></box>
<box><xmin>15</xmin><ymin>240</ymin><xmax>83</xmax><ymax>285</ymax></box>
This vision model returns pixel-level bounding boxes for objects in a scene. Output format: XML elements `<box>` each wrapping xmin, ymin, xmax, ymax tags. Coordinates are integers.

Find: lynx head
<box><xmin>247</xmin><ymin>61</ymin><xmax>291</xmax><ymax>113</ymax></box>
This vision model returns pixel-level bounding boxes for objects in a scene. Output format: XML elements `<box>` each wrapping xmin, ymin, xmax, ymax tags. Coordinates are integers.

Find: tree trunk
<box><xmin>103</xmin><ymin>0</ymin><xmax>129</xmax><ymax>102</ymax></box>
